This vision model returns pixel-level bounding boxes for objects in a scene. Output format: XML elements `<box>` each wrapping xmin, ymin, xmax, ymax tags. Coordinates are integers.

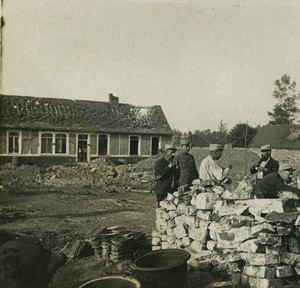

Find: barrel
<box><xmin>78</xmin><ymin>275</ymin><xmax>141</xmax><ymax>288</ymax></box>
<box><xmin>131</xmin><ymin>249</ymin><xmax>191</xmax><ymax>288</ymax></box>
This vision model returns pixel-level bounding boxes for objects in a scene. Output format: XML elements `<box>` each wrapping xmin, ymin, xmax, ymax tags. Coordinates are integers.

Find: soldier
<box><xmin>153</xmin><ymin>144</ymin><xmax>179</xmax><ymax>206</ymax></box>
<box><xmin>250</xmin><ymin>144</ymin><xmax>279</xmax><ymax>183</ymax></box>
<box><xmin>254</xmin><ymin>163</ymin><xmax>300</xmax><ymax>198</ymax></box>
<box><xmin>174</xmin><ymin>139</ymin><xmax>199</xmax><ymax>187</ymax></box>
<box><xmin>199</xmin><ymin>143</ymin><xmax>232</xmax><ymax>184</ymax></box>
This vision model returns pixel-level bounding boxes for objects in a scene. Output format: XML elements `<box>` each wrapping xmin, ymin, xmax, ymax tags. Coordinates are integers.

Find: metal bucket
<box><xmin>79</xmin><ymin>275</ymin><xmax>141</xmax><ymax>288</ymax></box>
<box><xmin>131</xmin><ymin>249</ymin><xmax>191</xmax><ymax>288</ymax></box>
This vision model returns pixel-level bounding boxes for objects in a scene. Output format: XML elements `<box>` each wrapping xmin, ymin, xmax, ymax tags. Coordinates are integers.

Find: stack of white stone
<box><xmin>152</xmin><ymin>180</ymin><xmax>300</xmax><ymax>288</ymax></box>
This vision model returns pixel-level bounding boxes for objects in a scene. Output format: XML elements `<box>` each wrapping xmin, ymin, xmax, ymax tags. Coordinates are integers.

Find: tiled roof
<box><xmin>0</xmin><ymin>95</ymin><xmax>173</xmax><ymax>134</ymax></box>
<box><xmin>250</xmin><ymin>124</ymin><xmax>300</xmax><ymax>149</ymax></box>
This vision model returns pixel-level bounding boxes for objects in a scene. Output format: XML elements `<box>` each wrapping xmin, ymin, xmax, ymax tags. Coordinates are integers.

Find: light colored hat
<box><xmin>280</xmin><ymin>163</ymin><xmax>295</xmax><ymax>172</ymax></box>
<box><xmin>165</xmin><ymin>144</ymin><xmax>177</xmax><ymax>151</ymax></box>
<box><xmin>209</xmin><ymin>144</ymin><xmax>224</xmax><ymax>151</ymax></box>
<box><xmin>261</xmin><ymin>144</ymin><xmax>271</xmax><ymax>151</ymax></box>
<box><xmin>180</xmin><ymin>139</ymin><xmax>190</xmax><ymax>145</ymax></box>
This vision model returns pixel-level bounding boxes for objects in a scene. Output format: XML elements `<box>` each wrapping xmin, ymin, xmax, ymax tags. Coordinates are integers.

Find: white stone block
<box><xmin>185</xmin><ymin>215</ymin><xmax>197</xmax><ymax>227</ymax></box>
<box><xmin>152</xmin><ymin>245</ymin><xmax>161</xmax><ymax>251</ymax></box>
<box><xmin>251</xmin><ymin>222</ymin><xmax>275</xmax><ymax>235</ymax></box>
<box><xmin>166</xmin><ymin>228</ymin><xmax>174</xmax><ymax>236</ymax></box>
<box><xmin>196</xmin><ymin>192</ymin><xmax>222</xmax><ymax>210</ymax></box>
<box><xmin>168</xmin><ymin>210</ymin><xmax>178</xmax><ymax>219</ymax></box>
<box><xmin>238</xmin><ymin>239</ymin><xmax>262</xmax><ymax>253</ymax></box>
<box><xmin>243</xmin><ymin>265</ymin><xmax>276</xmax><ymax>279</ymax></box>
<box><xmin>216</xmin><ymin>203</ymin><xmax>249</xmax><ymax>217</ymax></box>
<box><xmin>241</xmin><ymin>253</ymin><xmax>280</xmax><ymax>266</ymax></box>
<box><xmin>167</xmin><ymin>236</ymin><xmax>176</xmax><ymax>244</ymax></box>
<box><xmin>166</xmin><ymin>218</ymin><xmax>176</xmax><ymax>229</ymax></box>
<box><xmin>151</xmin><ymin>237</ymin><xmax>161</xmax><ymax>246</ymax></box>
<box><xmin>189</xmin><ymin>240</ymin><xmax>204</xmax><ymax>253</ymax></box>
<box><xmin>177</xmin><ymin>203</ymin><xmax>186</xmax><ymax>215</ymax></box>
<box><xmin>182</xmin><ymin>237</ymin><xmax>191</xmax><ymax>247</ymax></box>
<box><xmin>281</xmin><ymin>251</ymin><xmax>300</xmax><ymax>265</ymax></box>
<box><xmin>276</xmin><ymin>265</ymin><xmax>293</xmax><ymax>278</ymax></box>
<box><xmin>216</xmin><ymin>226</ymin><xmax>252</xmax><ymax>249</ymax></box>
<box><xmin>189</xmin><ymin>220</ymin><xmax>209</xmax><ymax>243</ymax></box>
<box><xmin>197</xmin><ymin>210</ymin><xmax>212</xmax><ymax>221</ymax></box>
<box><xmin>236</xmin><ymin>199</ymin><xmax>295</xmax><ymax>214</ymax></box>
<box><xmin>174</xmin><ymin>214</ymin><xmax>186</xmax><ymax>226</ymax></box>
<box><xmin>207</xmin><ymin>240</ymin><xmax>217</xmax><ymax>251</ymax></box>
<box><xmin>175</xmin><ymin>239</ymin><xmax>183</xmax><ymax>248</ymax></box>
<box><xmin>161</xmin><ymin>241</ymin><xmax>173</xmax><ymax>249</ymax></box>
<box><xmin>173</xmin><ymin>224</ymin><xmax>187</xmax><ymax>238</ymax></box>
<box><xmin>166</xmin><ymin>202</ymin><xmax>177</xmax><ymax>211</ymax></box>
<box><xmin>185</xmin><ymin>205</ymin><xmax>197</xmax><ymax>216</ymax></box>
<box><xmin>212</xmin><ymin>185</ymin><xmax>224</xmax><ymax>195</ymax></box>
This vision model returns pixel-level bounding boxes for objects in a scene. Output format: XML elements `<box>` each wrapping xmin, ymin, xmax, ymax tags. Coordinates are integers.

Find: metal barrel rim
<box><xmin>130</xmin><ymin>249</ymin><xmax>191</xmax><ymax>271</ymax></box>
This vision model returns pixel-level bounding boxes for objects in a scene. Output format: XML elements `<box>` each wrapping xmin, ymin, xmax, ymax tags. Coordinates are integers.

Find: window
<box><xmin>8</xmin><ymin>132</ymin><xmax>19</xmax><ymax>153</ymax></box>
<box><xmin>98</xmin><ymin>134</ymin><xmax>108</xmax><ymax>155</ymax></box>
<box><xmin>129</xmin><ymin>136</ymin><xmax>139</xmax><ymax>155</ymax></box>
<box><xmin>41</xmin><ymin>133</ymin><xmax>53</xmax><ymax>153</ymax></box>
<box><xmin>55</xmin><ymin>134</ymin><xmax>67</xmax><ymax>154</ymax></box>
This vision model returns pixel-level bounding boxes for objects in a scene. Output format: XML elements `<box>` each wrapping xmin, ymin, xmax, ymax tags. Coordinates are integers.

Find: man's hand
<box><xmin>258</xmin><ymin>167</ymin><xmax>268</xmax><ymax>172</ymax></box>
<box><xmin>168</xmin><ymin>162</ymin><xmax>175</xmax><ymax>168</ymax></box>
<box><xmin>251</xmin><ymin>164</ymin><xmax>257</xmax><ymax>170</ymax></box>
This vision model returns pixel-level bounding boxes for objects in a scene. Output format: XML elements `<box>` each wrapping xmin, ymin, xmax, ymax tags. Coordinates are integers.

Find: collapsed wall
<box><xmin>152</xmin><ymin>180</ymin><xmax>300</xmax><ymax>288</ymax></box>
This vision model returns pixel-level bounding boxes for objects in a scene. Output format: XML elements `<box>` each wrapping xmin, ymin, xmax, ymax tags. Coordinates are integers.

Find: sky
<box><xmin>2</xmin><ymin>0</ymin><xmax>300</xmax><ymax>132</ymax></box>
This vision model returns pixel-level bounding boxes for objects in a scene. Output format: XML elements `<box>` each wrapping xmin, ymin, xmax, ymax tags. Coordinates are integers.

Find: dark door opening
<box><xmin>130</xmin><ymin>136</ymin><xmax>139</xmax><ymax>155</ymax></box>
<box><xmin>98</xmin><ymin>135</ymin><xmax>108</xmax><ymax>155</ymax></box>
<box><xmin>78</xmin><ymin>135</ymin><xmax>88</xmax><ymax>162</ymax></box>
<box><xmin>151</xmin><ymin>137</ymin><xmax>159</xmax><ymax>155</ymax></box>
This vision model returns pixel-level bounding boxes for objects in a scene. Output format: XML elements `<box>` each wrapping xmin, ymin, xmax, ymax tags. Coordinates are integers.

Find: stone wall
<box><xmin>152</xmin><ymin>181</ymin><xmax>300</xmax><ymax>288</ymax></box>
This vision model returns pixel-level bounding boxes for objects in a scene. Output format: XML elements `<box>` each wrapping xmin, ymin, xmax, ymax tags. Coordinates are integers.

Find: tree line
<box><xmin>173</xmin><ymin>74</ymin><xmax>300</xmax><ymax>148</ymax></box>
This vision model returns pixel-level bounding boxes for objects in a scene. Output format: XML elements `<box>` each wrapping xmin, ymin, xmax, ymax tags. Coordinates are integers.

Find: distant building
<box><xmin>250</xmin><ymin>124</ymin><xmax>300</xmax><ymax>150</ymax></box>
<box><xmin>0</xmin><ymin>94</ymin><xmax>173</xmax><ymax>165</ymax></box>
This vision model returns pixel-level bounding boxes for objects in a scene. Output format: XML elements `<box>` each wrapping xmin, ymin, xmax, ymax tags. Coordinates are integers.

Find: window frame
<box><xmin>7</xmin><ymin>130</ymin><xmax>21</xmax><ymax>154</ymax></box>
<box><xmin>40</xmin><ymin>132</ymin><xmax>68</xmax><ymax>154</ymax></box>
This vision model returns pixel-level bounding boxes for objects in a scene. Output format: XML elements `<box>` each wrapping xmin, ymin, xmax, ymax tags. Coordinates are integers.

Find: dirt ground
<box><xmin>0</xmin><ymin>186</ymin><xmax>232</xmax><ymax>288</ymax></box>
<box><xmin>1</xmin><ymin>147</ymin><xmax>299</xmax><ymax>288</ymax></box>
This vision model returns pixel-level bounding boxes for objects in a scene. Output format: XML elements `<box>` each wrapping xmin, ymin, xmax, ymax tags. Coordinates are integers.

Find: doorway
<box><xmin>78</xmin><ymin>135</ymin><xmax>88</xmax><ymax>162</ymax></box>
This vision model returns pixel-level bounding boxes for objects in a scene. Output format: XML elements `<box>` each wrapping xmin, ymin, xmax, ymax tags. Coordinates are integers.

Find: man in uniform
<box><xmin>250</xmin><ymin>144</ymin><xmax>279</xmax><ymax>183</ymax></box>
<box><xmin>153</xmin><ymin>144</ymin><xmax>179</xmax><ymax>206</ymax></box>
<box><xmin>254</xmin><ymin>163</ymin><xmax>300</xmax><ymax>198</ymax></box>
<box><xmin>174</xmin><ymin>139</ymin><xmax>199</xmax><ymax>187</ymax></box>
<box><xmin>199</xmin><ymin>144</ymin><xmax>232</xmax><ymax>184</ymax></box>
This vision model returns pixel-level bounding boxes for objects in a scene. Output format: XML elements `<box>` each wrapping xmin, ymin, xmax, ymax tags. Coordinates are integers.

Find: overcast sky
<box><xmin>2</xmin><ymin>0</ymin><xmax>300</xmax><ymax>132</ymax></box>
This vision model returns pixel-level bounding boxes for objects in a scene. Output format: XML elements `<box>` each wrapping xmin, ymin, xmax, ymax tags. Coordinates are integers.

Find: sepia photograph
<box><xmin>1</xmin><ymin>0</ymin><xmax>300</xmax><ymax>287</ymax></box>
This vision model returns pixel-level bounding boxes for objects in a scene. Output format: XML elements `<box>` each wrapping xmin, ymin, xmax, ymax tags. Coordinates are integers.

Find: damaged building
<box><xmin>0</xmin><ymin>94</ymin><xmax>173</xmax><ymax>165</ymax></box>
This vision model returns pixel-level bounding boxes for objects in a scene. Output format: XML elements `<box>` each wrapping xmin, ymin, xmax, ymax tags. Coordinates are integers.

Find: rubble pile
<box><xmin>1</xmin><ymin>157</ymin><xmax>154</xmax><ymax>192</ymax></box>
<box><xmin>152</xmin><ymin>180</ymin><xmax>300</xmax><ymax>287</ymax></box>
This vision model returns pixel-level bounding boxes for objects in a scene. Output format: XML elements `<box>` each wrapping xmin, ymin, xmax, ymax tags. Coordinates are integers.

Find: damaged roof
<box><xmin>250</xmin><ymin>124</ymin><xmax>300</xmax><ymax>149</ymax></box>
<box><xmin>0</xmin><ymin>94</ymin><xmax>173</xmax><ymax>135</ymax></box>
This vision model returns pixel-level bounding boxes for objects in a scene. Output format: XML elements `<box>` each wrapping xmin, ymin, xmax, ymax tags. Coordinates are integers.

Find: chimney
<box><xmin>108</xmin><ymin>93</ymin><xmax>119</xmax><ymax>105</ymax></box>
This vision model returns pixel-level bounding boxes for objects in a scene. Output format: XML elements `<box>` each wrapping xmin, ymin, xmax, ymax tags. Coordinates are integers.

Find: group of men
<box><xmin>153</xmin><ymin>140</ymin><xmax>300</xmax><ymax>205</ymax></box>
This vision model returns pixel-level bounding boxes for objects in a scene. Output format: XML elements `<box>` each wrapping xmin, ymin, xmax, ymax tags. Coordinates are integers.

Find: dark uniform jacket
<box><xmin>250</xmin><ymin>157</ymin><xmax>279</xmax><ymax>181</ymax></box>
<box><xmin>153</xmin><ymin>157</ymin><xmax>179</xmax><ymax>196</ymax></box>
<box><xmin>254</xmin><ymin>172</ymin><xmax>300</xmax><ymax>198</ymax></box>
<box><xmin>174</xmin><ymin>152</ymin><xmax>199</xmax><ymax>187</ymax></box>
